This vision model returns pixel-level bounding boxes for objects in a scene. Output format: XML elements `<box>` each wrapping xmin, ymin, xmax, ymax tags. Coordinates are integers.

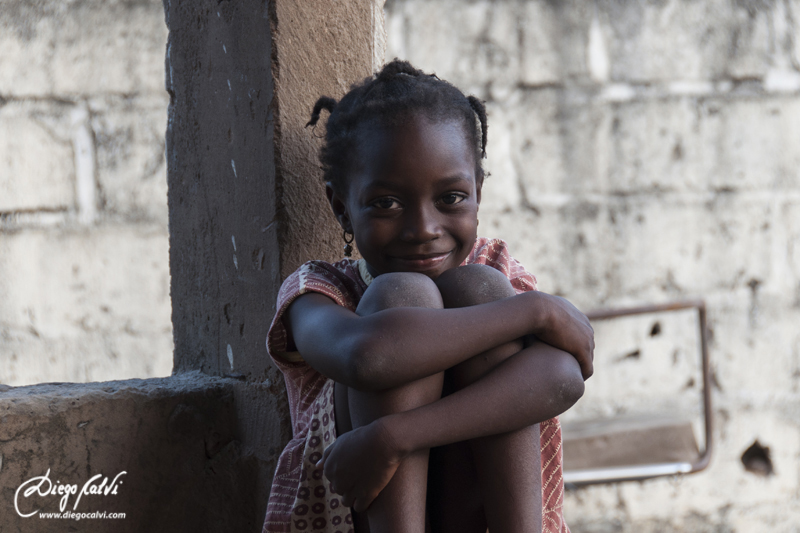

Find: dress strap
<box><xmin>357</xmin><ymin>259</ymin><xmax>374</xmax><ymax>287</ymax></box>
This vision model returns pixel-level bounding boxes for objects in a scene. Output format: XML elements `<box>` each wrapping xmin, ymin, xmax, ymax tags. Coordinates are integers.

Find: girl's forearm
<box><xmin>292</xmin><ymin>290</ymin><xmax>551</xmax><ymax>390</ymax></box>
<box><xmin>348</xmin><ymin>291</ymin><xmax>563</xmax><ymax>389</ymax></box>
<box><xmin>380</xmin><ymin>341</ymin><xmax>584</xmax><ymax>455</ymax></box>
<box><xmin>291</xmin><ymin>289</ymin><xmax>593</xmax><ymax>391</ymax></box>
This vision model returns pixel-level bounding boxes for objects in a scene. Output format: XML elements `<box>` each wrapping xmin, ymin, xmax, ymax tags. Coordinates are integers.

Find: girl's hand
<box><xmin>532</xmin><ymin>292</ymin><xmax>595</xmax><ymax>380</ymax></box>
<box><xmin>317</xmin><ymin>418</ymin><xmax>406</xmax><ymax>513</ymax></box>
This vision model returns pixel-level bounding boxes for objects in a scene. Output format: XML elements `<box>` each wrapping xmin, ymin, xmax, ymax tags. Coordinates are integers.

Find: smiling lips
<box><xmin>390</xmin><ymin>251</ymin><xmax>452</xmax><ymax>270</ymax></box>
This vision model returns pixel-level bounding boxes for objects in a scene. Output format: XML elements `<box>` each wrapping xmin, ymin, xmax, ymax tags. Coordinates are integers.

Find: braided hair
<box><xmin>306</xmin><ymin>59</ymin><xmax>488</xmax><ymax>194</ymax></box>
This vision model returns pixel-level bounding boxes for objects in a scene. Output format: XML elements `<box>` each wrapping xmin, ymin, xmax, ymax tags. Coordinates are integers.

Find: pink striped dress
<box><xmin>262</xmin><ymin>237</ymin><xmax>570</xmax><ymax>533</ymax></box>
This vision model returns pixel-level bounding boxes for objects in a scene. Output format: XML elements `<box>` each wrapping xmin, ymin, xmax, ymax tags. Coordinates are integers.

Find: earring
<box><xmin>343</xmin><ymin>230</ymin><xmax>354</xmax><ymax>257</ymax></box>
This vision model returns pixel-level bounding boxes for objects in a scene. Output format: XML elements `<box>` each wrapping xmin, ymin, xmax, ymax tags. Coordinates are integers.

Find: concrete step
<box><xmin>562</xmin><ymin>415</ymin><xmax>700</xmax><ymax>470</ymax></box>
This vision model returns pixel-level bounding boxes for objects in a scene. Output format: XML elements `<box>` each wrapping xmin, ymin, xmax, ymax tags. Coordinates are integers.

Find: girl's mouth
<box><xmin>390</xmin><ymin>251</ymin><xmax>452</xmax><ymax>271</ymax></box>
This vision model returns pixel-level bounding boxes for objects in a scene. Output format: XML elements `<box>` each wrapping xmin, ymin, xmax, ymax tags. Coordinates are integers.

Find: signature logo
<box><xmin>14</xmin><ymin>469</ymin><xmax>126</xmax><ymax>518</ymax></box>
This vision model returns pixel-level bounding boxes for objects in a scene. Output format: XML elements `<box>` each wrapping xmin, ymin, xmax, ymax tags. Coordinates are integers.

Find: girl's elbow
<box><xmin>557</xmin><ymin>368</ymin><xmax>585</xmax><ymax>409</ymax></box>
<box><xmin>549</xmin><ymin>354</ymin><xmax>585</xmax><ymax>413</ymax></box>
<box><xmin>342</xmin><ymin>336</ymin><xmax>382</xmax><ymax>392</ymax></box>
<box><xmin>341</xmin><ymin>350</ymin><xmax>369</xmax><ymax>391</ymax></box>
<box><xmin>344</xmin><ymin>358</ymin><xmax>373</xmax><ymax>392</ymax></box>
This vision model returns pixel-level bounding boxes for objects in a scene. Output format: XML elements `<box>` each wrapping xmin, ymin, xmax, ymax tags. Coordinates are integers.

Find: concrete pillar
<box><xmin>166</xmin><ymin>0</ymin><xmax>383</xmax><ymax>380</ymax></box>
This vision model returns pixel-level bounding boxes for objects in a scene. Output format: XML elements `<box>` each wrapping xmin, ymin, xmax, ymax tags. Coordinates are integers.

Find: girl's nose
<box><xmin>401</xmin><ymin>205</ymin><xmax>442</xmax><ymax>243</ymax></box>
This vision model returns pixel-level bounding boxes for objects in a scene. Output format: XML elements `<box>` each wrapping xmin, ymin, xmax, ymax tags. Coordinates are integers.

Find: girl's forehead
<box><xmin>345</xmin><ymin>133</ymin><xmax>479</xmax><ymax>205</ymax></box>
<box><xmin>355</xmin><ymin>114</ymin><xmax>476</xmax><ymax>170</ymax></box>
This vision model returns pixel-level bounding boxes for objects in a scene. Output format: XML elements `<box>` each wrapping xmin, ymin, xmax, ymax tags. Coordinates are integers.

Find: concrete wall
<box><xmin>0</xmin><ymin>0</ymin><xmax>384</xmax><ymax>387</ymax></box>
<box><xmin>386</xmin><ymin>0</ymin><xmax>800</xmax><ymax>531</ymax></box>
<box><xmin>0</xmin><ymin>0</ymin><xmax>173</xmax><ymax>386</ymax></box>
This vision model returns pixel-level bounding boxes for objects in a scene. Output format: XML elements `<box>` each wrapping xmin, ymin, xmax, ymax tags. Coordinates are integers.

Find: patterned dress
<box><xmin>263</xmin><ymin>237</ymin><xmax>570</xmax><ymax>533</ymax></box>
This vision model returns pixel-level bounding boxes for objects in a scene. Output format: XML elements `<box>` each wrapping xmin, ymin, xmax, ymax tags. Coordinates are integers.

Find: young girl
<box><xmin>263</xmin><ymin>60</ymin><xmax>594</xmax><ymax>533</ymax></box>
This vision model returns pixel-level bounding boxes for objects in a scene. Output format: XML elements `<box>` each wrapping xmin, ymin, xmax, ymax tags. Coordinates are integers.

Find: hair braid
<box><xmin>306</xmin><ymin>96</ymin><xmax>337</xmax><ymax>128</ymax></box>
<box><xmin>467</xmin><ymin>96</ymin><xmax>488</xmax><ymax>158</ymax></box>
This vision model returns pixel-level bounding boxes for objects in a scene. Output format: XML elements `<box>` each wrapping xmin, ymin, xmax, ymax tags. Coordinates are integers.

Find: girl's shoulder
<box><xmin>269</xmin><ymin>258</ymin><xmax>368</xmax><ymax>363</ymax></box>
<box><xmin>278</xmin><ymin>258</ymin><xmax>368</xmax><ymax>305</ymax></box>
<box><xmin>466</xmin><ymin>237</ymin><xmax>538</xmax><ymax>293</ymax></box>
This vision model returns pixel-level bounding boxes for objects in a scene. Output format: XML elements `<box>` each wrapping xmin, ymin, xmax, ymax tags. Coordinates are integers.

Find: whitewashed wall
<box><xmin>0</xmin><ymin>0</ymin><xmax>172</xmax><ymax>385</ymax></box>
<box><xmin>386</xmin><ymin>0</ymin><xmax>800</xmax><ymax>530</ymax></box>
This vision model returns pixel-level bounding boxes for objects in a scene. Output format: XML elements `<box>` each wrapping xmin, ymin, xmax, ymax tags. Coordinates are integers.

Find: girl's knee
<box><xmin>357</xmin><ymin>272</ymin><xmax>443</xmax><ymax>316</ymax></box>
<box><xmin>435</xmin><ymin>264</ymin><xmax>515</xmax><ymax>308</ymax></box>
<box><xmin>436</xmin><ymin>265</ymin><xmax>521</xmax><ymax>389</ymax></box>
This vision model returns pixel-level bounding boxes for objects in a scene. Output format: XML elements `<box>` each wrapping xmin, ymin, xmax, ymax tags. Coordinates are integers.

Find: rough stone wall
<box><xmin>0</xmin><ymin>372</ymin><xmax>270</xmax><ymax>532</ymax></box>
<box><xmin>0</xmin><ymin>0</ymin><xmax>173</xmax><ymax>385</ymax></box>
<box><xmin>386</xmin><ymin>0</ymin><xmax>800</xmax><ymax>531</ymax></box>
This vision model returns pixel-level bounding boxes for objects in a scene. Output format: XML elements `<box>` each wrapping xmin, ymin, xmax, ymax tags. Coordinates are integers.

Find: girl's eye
<box><xmin>372</xmin><ymin>198</ymin><xmax>400</xmax><ymax>210</ymax></box>
<box><xmin>440</xmin><ymin>193</ymin><xmax>466</xmax><ymax>205</ymax></box>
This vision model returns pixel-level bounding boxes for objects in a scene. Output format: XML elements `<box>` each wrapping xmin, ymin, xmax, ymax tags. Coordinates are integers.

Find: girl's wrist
<box><xmin>526</xmin><ymin>290</ymin><xmax>550</xmax><ymax>338</ymax></box>
<box><xmin>375</xmin><ymin>412</ymin><xmax>417</xmax><ymax>458</ymax></box>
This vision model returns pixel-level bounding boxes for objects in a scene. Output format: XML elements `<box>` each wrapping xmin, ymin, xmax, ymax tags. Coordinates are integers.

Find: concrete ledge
<box><xmin>0</xmin><ymin>371</ymin><xmax>280</xmax><ymax>532</ymax></box>
<box><xmin>563</xmin><ymin>415</ymin><xmax>700</xmax><ymax>471</ymax></box>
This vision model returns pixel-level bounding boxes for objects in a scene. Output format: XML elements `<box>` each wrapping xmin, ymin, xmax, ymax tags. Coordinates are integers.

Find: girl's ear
<box><xmin>475</xmin><ymin>175</ymin><xmax>483</xmax><ymax>205</ymax></box>
<box><xmin>326</xmin><ymin>183</ymin><xmax>352</xmax><ymax>233</ymax></box>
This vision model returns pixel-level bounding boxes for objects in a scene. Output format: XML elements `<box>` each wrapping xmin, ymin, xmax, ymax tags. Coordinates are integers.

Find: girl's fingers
<box><xmin>579</xmin><ymin>347</ymin><xmax>594</xmax><ymax>379</ymax></box>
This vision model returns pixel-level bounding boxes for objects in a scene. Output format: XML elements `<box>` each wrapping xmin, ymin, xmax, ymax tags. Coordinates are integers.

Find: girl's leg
<box><xmin>431</xmin><ymin>264</ymin><xmax>543</xmax><ymax>533</ymax></box>
<box><xmin>334</xmin><ymin>272</ymin><xmax>445</xmax><ymax>533</ymax></box>
<box><xmin>427</xmin><ymin>431</ymin><xmax>485</xmax><ymax>533</ymax></box>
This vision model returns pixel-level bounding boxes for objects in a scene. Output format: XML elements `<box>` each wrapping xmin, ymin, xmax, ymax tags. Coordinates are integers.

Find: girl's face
<box><xmin>328</xmin><ymin>113</ymin><xmax>482</xmax><ymax>280</ymax></box>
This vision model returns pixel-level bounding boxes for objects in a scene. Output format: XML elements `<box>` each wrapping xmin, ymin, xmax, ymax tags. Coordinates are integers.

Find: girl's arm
<box><xmin>286</xmin><ymin>290</ymin><xmax>593</xmax><ymax>391</ymax></box>
<box><xmin>319</xmin><ymin>339</ymin><xmax>583</xmax><ymax>512</ymax></box>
